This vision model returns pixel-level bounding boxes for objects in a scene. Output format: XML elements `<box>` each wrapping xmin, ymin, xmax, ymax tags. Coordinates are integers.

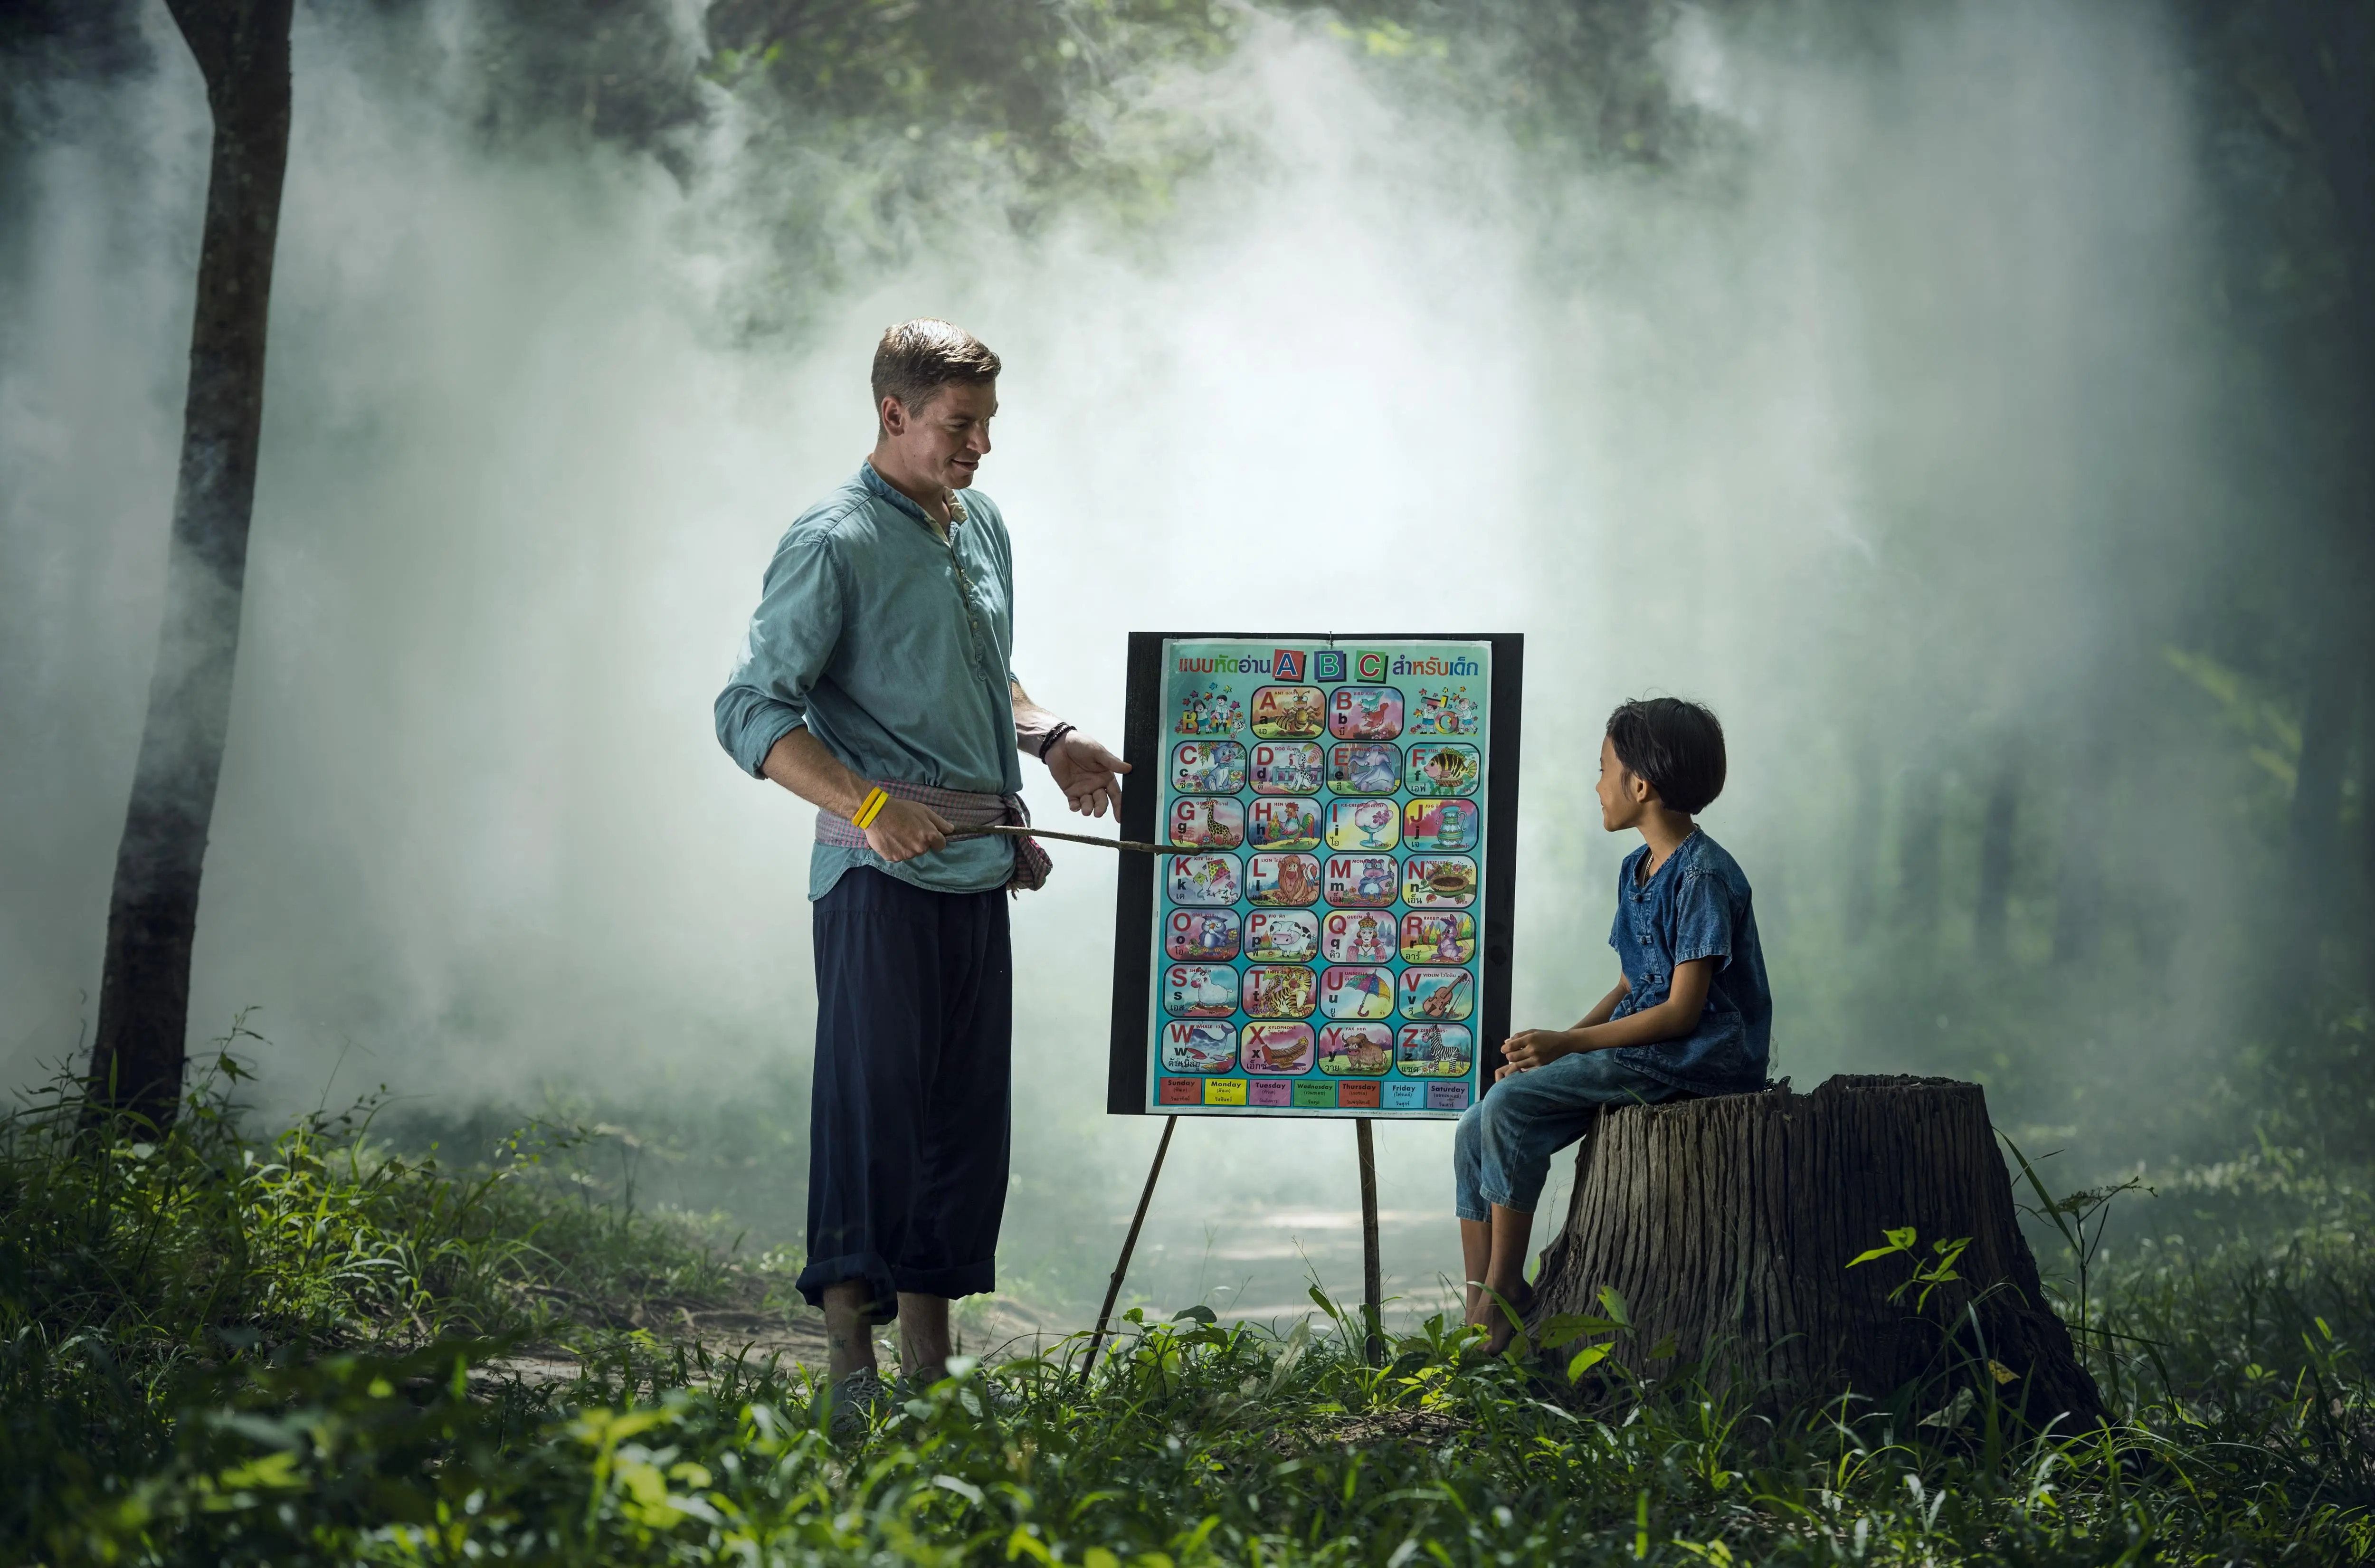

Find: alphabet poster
<box><xmin>1107</xmin><ymin>635</ymin><xmax>1523</xmax><ymax>1120</ymax></box>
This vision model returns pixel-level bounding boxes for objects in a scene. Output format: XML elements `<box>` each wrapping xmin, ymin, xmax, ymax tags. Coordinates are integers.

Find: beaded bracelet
<box><xmin>851</xmin><ymin>785</ymin><xmax>889</xmax><ymax>829</ymax></box>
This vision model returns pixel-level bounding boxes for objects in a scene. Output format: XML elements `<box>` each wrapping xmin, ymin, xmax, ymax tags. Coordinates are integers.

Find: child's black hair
<box><xmin>1606</xmin><ymin>697</ymin><xmax>1726</xmax><ymax>815</ymax></box>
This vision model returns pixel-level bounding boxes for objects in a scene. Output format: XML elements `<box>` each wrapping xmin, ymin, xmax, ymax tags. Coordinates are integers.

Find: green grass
<box><xmin>0</xmin><ymin>1029</ymin><xmax>778</xmax><ymax>1552</ymax></box>
<box><xmin>6</xmin><ymin>1041</ymin><xmax>2373</xmax><ymax>1565</ymax></box>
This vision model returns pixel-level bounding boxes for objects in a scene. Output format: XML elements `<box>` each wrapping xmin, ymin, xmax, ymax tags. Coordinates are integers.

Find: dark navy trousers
<box><xmin>795</xmin><ymin>867</ymin><xmax>1012</xmax><ymax>1317</ymax></box>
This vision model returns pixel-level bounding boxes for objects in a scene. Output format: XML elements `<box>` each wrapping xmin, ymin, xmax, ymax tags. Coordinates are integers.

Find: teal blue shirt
<box><xmin>1606</xmin><ymin>830</ymin><xmax>1773</xmax><ymax>1095</ymax></box>
<box><xmin>715</xmin><ymin>464</ymin><xmax>1023</xmax><ymax>899</ymax></box>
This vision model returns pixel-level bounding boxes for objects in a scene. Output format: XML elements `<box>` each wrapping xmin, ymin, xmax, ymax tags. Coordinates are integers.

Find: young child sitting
<box><xmin>1455</xmin><ymin>696</ymin><xmax>1771</xmax><ymax>1348</ymax></box>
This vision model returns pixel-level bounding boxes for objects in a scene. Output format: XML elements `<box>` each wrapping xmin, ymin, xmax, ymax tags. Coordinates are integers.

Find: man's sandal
<box><xmin>820</xmin><ymin>1368</ymin><xmax>895</xmax><ymax>1438</ymax></box>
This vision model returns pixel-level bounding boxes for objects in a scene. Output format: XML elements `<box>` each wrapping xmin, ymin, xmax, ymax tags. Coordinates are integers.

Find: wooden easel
<box><xmin>1079</xmin><ymin>1114</ymin><xmax>1387</xmax><ymax>1383</ymax></box>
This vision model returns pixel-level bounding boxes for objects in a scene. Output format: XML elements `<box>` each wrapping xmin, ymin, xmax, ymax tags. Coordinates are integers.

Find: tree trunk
<box><xmin>1895</xmin><ymin>770</ymin><xmax>1942</xmax><ymax>937</ymax></box>
<box><xmin>86</xmin><ymin>0</ymin><xmax>293</xmax><ymax>1125</ymax></box>
<box><xmin>1842</xmin><ymin>731</ymin><xmax>1881</xmax><ymax>944</ymax></box>
<box><xmin>2051</xmin><ymin>745</ymin><xmax>2103</xmax><ymax>968</ymax></box>
<box><xmin>1526</xmin><ymin>1074</ymin><xmax>2104</xmax><ymax>1429</ymax></box>
<box><xmin>1974</xmin><ymin>763</ymin><xmax>2017</xmax><ymax>962</ymax></box>
<box><xmin>2363</xmin><ymin>669</ymin><xmax>2375</xmax><ymax>1006</ymax></box>
<box><xmin>2271</xmin><ymin>0</ymin><xmax>2375</xmax><ymax>1007</ymax></box>
<box><xmin>2284</xmin><ymin>603</ymin><xmax>2360</xmax><ymax>944</ymax></box>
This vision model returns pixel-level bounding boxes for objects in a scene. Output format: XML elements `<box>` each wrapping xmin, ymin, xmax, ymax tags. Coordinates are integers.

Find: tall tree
<box><xmin>1974</xmin><ymin>764</ymin><xmax>2018</xmax><ymax>963</ymax></box>
<box><xmin>2265</xmin><ymin>2</ymin><xmax>2375</xmax><ymax>970</ymax></box>
<box><xmin>1896</xmin><ymin>770</ymin><xmax>1943</xmax><ymax>938</ymax></box>
<box><xmin>2052</xmin><ymin>722</ymin><xmax>2107</xmax><ymax>967</ymax></box>
<box><xmin>1842</xmin><ymin>731</ymin><xmax>1882</xmax><ymax>944</ymax></box>
<box><xmin>86</xmin><ymin>0</ymin><xmax>294</xmax><ymax>1125</ymax></box>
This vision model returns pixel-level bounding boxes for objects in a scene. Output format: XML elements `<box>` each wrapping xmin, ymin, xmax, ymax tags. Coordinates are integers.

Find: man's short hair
<box><xmin>1606</xmin><ymin>697</ymin><xmax>1727</xmax><ymax>815</ymax></box>
<box><xmin>872</xmin><ymin>319</ymin><xmax>1000</xmax><ymax>419</ymax></box>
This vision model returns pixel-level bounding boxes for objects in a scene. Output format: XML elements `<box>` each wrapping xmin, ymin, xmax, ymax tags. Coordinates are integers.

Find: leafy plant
<box><xmin>10</xmin><ymin>1035</ymin><xmax>2375</xmax><ymax>1563</ymax></box>
<box><xmin>0</xmin><ymin>1029</ymin><xmax>767</xmax><ymax>1554</ymax></box>
<box><xmin>1533</xmin><ymin>1284</ymin><xmax>1632</xmax><ymax>1383</ymax></box>
<box><xmin>2001</xmin><ymin>1131</ymin><xmax>2151</xmax><ymax>1381</ymax></box>
<box><xmin>1847</xmin><ymin>1226</ymin><xmax>1973</xmax><ymax>1311</ymax></box>
<box><xmin>38</xmin><ymin>1259</ymin><xmax>2375</xmax><ymax>1566</ymax></box>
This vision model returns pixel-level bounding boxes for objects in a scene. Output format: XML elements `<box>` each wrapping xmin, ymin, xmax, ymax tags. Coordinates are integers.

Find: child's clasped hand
<box><xmin>1497</xmin><ymin>1028</ymin><xmax>1577</xmax><ymax>1077</ymax></box>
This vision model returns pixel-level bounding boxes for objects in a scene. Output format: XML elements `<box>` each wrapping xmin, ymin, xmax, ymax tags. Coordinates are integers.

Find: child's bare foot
<box><xmin>1475</xmin><ymin>1279</ymin><xmax>1536</xmax><ymax>1353</ymax></box>
<box><xmin>1462</xmin><ymin>1280</ymin><xmax>1514</xmax><ymax>1330</ymax></box>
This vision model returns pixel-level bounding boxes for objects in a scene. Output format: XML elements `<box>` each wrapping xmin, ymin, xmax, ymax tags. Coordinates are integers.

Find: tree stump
<box><xmin>1525</xmin><ymin>1074</ymin><xmax>2104</xmax><ymax>1428</ymax></box>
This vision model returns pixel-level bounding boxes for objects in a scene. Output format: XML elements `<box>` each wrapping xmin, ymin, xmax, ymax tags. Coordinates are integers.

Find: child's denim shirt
<box><xmin>1606</xmin><ymin>830</ymin><xmax>1772</xmax><ymax>1095</ymax></box>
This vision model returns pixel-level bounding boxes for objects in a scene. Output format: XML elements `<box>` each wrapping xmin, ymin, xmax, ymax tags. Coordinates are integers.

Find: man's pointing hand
<box><xmin>1048</xmin><ymin>732</ymin><xmax>1130</xmax><ymax>818</ymax></box>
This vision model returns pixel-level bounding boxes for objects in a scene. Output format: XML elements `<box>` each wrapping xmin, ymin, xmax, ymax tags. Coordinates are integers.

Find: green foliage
<box><xmin>24</xmin><ymin>1246</ymin><xmax>2375</xmax><ymax>1565</ymax></box>
<box><xmin>5</xmin><ymin>1062</ymin><xmax>2374</xmax><ymax>1563</ymax></box>
<box><xmin>378</xmin><ymin>1064</ymin><xmax>814</xmax><ymax>1320</ymax></box>
<box><xmin>0</xmin><ymin>1031</ymin><xmax>765</xmax><ymax>1550</ymax></box>
<box><xmin>1845</xmin><ymin>1226</ymin><xmax>1971</xmax><ymax>1312</ymax></box>
<box><xmin>421</xmin><ymin>0</ymin><xmax>1714</xmax><ymax>336</ymax></box>
<box><xmin>2163</xmin><ymin>645</ymin><xmax>2304</xmax><ymax>796</ymax></box>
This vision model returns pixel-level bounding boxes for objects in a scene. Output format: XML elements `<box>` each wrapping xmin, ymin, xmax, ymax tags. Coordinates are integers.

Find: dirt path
<box><xmin>479</xmin><ymin>1292</ymin><xmax>1080</xmax><ymax>1393</ymax></box>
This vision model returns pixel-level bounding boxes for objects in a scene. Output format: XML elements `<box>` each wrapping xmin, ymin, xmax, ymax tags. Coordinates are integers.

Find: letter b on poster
<box><xmin>1107</xmin><ymin>633</ymin><xmax>1523</xmax><ymax>1120</ymax></box>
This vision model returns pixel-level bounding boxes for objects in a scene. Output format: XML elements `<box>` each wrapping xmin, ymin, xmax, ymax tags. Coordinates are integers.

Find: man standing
<box><xmin>715</xmin><ymin>320</ymin><xmax>1127</xmax><ymax>1409</ymax></box>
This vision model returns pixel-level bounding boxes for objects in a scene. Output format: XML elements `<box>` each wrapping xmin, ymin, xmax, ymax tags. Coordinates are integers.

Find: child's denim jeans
<box><xmin>1453</xmin><ymin>1050</ymin><xmax>1680</xmax><ymax>1219</ymax></box>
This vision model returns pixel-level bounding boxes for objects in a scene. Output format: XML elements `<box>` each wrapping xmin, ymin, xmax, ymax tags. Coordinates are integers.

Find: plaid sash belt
<box><xmin>816</xmin><ymin>779</ymin><xmax>1052</xmax><ymax>893</ymax></box>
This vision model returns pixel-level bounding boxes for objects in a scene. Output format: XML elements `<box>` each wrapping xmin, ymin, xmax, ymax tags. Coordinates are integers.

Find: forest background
<box><xmin>3</xmin><ymin>0</ymin><xmax>2372</xmax><ymax>1325</ymax></box>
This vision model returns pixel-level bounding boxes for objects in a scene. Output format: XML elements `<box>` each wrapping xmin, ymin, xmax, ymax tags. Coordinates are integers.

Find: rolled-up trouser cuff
<box><xmin>1453</xmin><ymin>1102</ymin><xmax>1491</xmax><ymax>1221</ymax></box>
<box><xmin>796</xmin><ymin>1249</ymin><xmax>900</xmax><ymax>1317</ymax></box>
<box><xmin>1453</xmin><ymin>1049</ymin><xmax>1682</xmax><ymax>1221</ymax></box>
<box><xmin>793</xmin><ymin>1253</ymin><xmax>997</xmax><ymax>1315</ymax></box>
<box><xmin>892</xmin><ymin>1258</ymin><xmax>997</xmax><ymax>1300</ymax></box>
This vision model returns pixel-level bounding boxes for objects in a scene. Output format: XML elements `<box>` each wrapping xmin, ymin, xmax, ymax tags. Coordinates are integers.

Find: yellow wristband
<box><xmin>851</xmin><ymin>786</ymin><xmax>888</xmax><ymax>829</ymax></box>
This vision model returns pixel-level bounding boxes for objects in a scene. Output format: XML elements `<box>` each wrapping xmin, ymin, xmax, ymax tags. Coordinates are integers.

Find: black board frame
<box><xmin>1105</xmin><ymin>631</ymin><xmax>1525</xmax><ymax>1116</ymax></box>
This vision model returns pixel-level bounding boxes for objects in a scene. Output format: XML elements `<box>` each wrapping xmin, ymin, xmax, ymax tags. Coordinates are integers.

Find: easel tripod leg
<box><xmin>1357</xmin><ymin>1117</ymin><xmax>1383</xmax><ymax>1367</ymax></box>
<box><xmin>1081</xmin><ymin>1113</ymin><xmax>1178</xmax><ymax>1387</ymax></box>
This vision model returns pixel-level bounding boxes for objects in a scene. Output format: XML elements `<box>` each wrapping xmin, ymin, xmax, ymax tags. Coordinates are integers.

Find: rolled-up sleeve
<box><xmin>714</xmin><ymin>531</ymin><xmax>845</xmax><ymax>777</ymax></box>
